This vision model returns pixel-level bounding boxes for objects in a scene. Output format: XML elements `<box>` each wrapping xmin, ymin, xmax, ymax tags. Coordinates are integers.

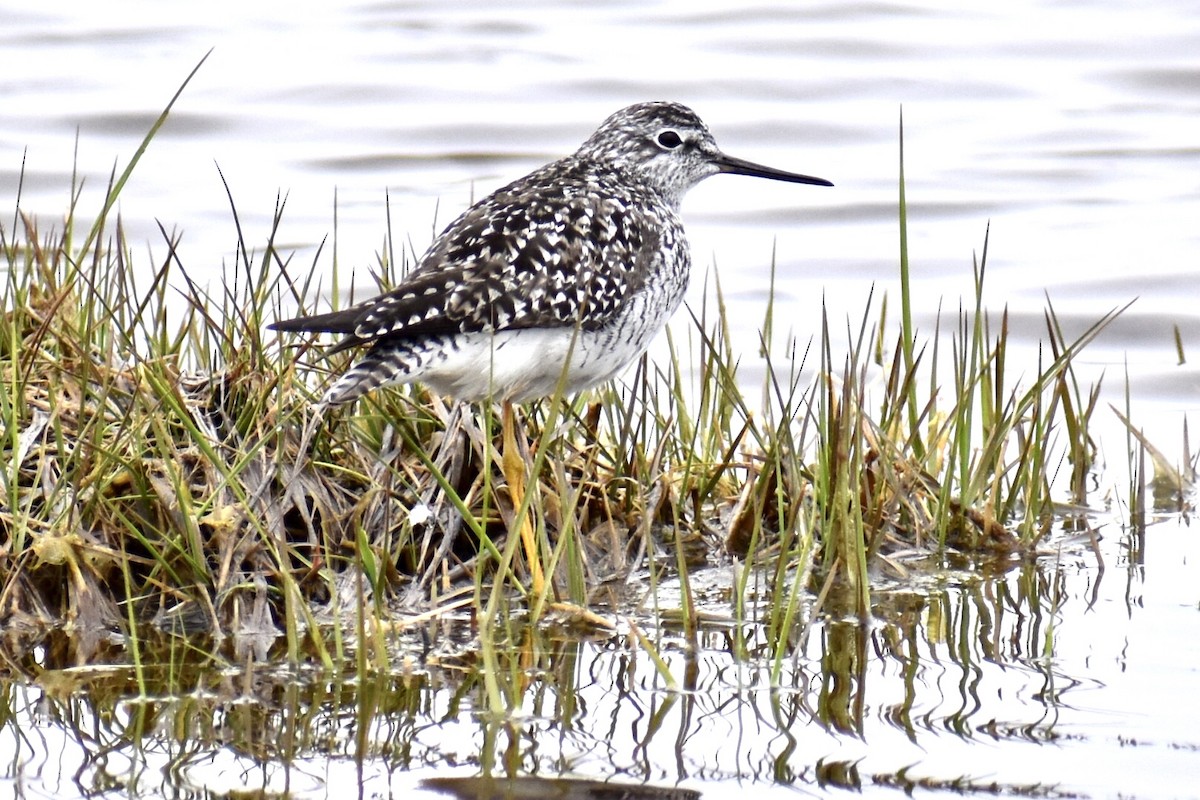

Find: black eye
<box><xmin>656</xmin><ymin>130</ymin><xmax>683</xmax><ymax>149</ymax></box>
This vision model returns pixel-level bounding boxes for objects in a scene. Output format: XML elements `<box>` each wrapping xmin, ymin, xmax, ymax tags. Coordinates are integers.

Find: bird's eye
<box><xmin>656</xmin><ymin>130</ymin><xmax>684</xmax><ymax>149</ymax></box>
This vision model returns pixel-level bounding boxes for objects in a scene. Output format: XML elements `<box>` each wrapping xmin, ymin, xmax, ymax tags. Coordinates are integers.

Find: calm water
<box><xmin>2</xmin><ymin>1</ymin><xmax>1199</xmax><ymax>797</ymax></box>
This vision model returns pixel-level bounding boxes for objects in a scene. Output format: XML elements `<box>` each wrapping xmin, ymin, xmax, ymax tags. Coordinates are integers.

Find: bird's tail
<box><xmin>272</xmin><ymin>307</ymin><xmax>370</xmax><ymax>355</ymax></box>
<box><xmin>318</xmin><ymin>338</ymin><xmax>431</xmax><ymax>408</ymax></box>
<box><xmin>269</xmin><ymin>305</ymin><xmax>361</xmax><ymax>334</ymax></box>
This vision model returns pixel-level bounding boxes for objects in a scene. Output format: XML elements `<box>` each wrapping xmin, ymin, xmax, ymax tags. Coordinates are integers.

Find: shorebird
<box><xmin>271</xmin><ymin>101</ymin><xmax>831</xmax><ymax>592</ymax></box>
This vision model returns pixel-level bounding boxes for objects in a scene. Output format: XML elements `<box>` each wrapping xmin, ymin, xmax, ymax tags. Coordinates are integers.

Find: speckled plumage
<box><xmin>271</xmin><ymin>102</ymin><xmax>831</xmax><ymax>405</ymax></box>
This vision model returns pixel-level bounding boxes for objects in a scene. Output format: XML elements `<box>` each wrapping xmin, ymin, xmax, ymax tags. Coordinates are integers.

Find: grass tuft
<box><xmin>1</xmin><ymin>72</ymin><xmax>1131</xmax><ymax>683</ymax></box>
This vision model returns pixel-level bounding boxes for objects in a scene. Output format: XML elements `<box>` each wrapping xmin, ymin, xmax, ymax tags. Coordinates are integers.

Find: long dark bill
<box><xmin>714</xmin><ymin>152</ymin><xmax>833</xmax><ymax>187</ymax></box>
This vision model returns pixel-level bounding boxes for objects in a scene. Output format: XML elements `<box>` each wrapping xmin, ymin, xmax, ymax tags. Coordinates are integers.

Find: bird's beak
<box><xmin>713</xmin><ymin>152</ymin><xmax>833</xmax><ymax>187</ymax></box>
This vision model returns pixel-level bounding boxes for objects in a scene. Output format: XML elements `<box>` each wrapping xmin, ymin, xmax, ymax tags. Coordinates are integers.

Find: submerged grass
<box><xmin>0</xmin><ymin>63</ymin><xmax>1136</xmax><ymax>691</ymax></box>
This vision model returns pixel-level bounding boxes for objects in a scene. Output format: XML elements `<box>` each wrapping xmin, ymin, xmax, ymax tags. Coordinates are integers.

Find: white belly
<box><xmin>321</xmin><ymin>272</ymin><xmax>688</xmax><ymax>407</ymax></box>
<box><xmin>416</xmin><ymin>324</ymin><xmax>655</xmax><ymax>402</ymax></box>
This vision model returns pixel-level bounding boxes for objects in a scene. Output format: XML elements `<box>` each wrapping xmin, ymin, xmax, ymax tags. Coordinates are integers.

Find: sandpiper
<box><xmin>272</xmin><ymin>102</ymin><xmax>831</xmax><ymax>594</ymax></box>
<box><xmin>271</xmin><ymin>101</ymin><xmax>831</xmax><ymax>407</ymax></box>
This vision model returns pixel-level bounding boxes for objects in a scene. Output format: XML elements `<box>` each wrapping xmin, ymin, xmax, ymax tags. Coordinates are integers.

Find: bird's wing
<box><xmin>272</xmin><ymin>180</ymin><xmax>662</xmax><ymax>352</ymax></box>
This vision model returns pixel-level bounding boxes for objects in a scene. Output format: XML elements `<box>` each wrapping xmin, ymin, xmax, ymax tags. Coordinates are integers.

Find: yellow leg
<box><xmin>501</xmin><ymin>401</ymin><xmax>545</xmax><ymax>596</ymax></box>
